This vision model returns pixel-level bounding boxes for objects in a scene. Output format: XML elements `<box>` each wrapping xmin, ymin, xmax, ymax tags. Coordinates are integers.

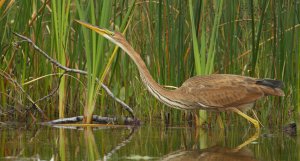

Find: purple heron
<box><xmin>75</xmin><ymin>20</ymin><xmax>284</xmax><ymax>130</ymax></box>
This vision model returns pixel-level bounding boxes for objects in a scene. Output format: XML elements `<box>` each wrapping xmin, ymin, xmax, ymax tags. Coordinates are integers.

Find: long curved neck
<box><xmin>118</xmin><ymin>40</ymin><xmax>182</xmax><ymax>107</ymax></box>
<box><xmin>120</xmin><ymin>41</ymin><xmax>167</xmax><ymax>93</ymax></box>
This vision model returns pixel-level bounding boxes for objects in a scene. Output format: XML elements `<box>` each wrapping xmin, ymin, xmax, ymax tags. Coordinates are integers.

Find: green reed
<box><xmin>0</xmin><ymin>1</ymin><xmax>50</xmax><ymax>115</ymax></box>
<box><xmin>76</xmin><ymin>0</ymin><xmax>113</xmax><ymax>123</ymax></box>
<box><xmin>0</xmin><ymin>0</ymin><xmax>298</xmax><ymax>127</ymax></box>
<box><xmin>51</xmin><ymin>0</ymin><xmax>71</xmax><ymax>118</ymax></box>
<box><xmin>188</xmin><ymin>0</ymin><xmax>224</xmax><ymax>125</ymax></box>
<box><xmin>299</xmin><ymin>29</ymin><xmax>300</xmax><ymax>121</ymax></box>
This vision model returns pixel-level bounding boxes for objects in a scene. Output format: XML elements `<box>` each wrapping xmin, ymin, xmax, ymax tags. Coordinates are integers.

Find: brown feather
<box><xmin>172</xmin><ymin>74</ymin><xmax>284</xmax><ymax>111</ymax></box>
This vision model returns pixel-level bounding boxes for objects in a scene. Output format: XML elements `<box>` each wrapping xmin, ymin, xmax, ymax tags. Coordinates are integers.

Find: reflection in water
<box><xmin>59</xmin><ymin>129</ymin><xmax>66</xmax><ymax>161</ymax></box>
<box><xmin>104</xmin><ymin>127</ymin><xmax>135</xmax><ymax>160</ymax></box>
<box><xmin>0</xmin><ymin>124</ymin><xmax>298</xmax><ymax>160</ymax></box>
<box><xmin>54</xmin><ymin>125</ymin><xmax>136</xmax><ymax>160</ymax></box>
<box><xmin>160</xmin><ymin>128</ymin><xmax>259</xmax><ymax>161</ymax></box>
<box><xmin>84</xmin><ymin>127</ymin><xmax>100</xmax><ymax>161</ymax></box>
<box><xmin>160</xmin><ymin>146</ymin><xmax>257</xmax><ymax>161</ymax></box>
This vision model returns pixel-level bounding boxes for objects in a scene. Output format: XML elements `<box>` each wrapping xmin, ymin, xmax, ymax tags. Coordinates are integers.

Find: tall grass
<box><xmin>189</xmin><ymin>0</ymin><xmax>224</xmax><ymax>125</ymax></box>
<box><xmin>0</xmin><ymin>0</ymin><xmax>298</xmax><ymax>127</ymax></box>
<box><xmin>298</xmin><ymin>9</ymin><xmax>300</xmax><ymax>123</ymax></box>
<box><xmin>76</xmin><ymin>0</ymin><xmax>112</xmax><ymax>123</ymax></box>
<box><xmin>76</xmin><ymin>0</ymin><xmax>135</xmax><ymax>123</ymax></box>
<box><xmin>51</xmin><ymin>0</ymin><xmax>71</xmax><ymax>118</ymax></box>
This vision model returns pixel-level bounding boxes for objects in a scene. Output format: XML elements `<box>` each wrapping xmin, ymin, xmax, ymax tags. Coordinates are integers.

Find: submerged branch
<box><xmin>41</xmin><ymin>115</ymin><xmax>140</xmax><ymax>125</ymax></box>
<box><xmin>13</xmin><ymin>32</ymin><xmax>135</xmax><ymax>118</ymax></box>
<box><xmin>104</xmin><ymin>128</ymin><xmax>136</xmax><ymax>160</ymax></box>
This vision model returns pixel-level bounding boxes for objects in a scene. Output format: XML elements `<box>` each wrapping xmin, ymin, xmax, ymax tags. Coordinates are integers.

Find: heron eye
<box><xmin>107</xmin><ymin>30</ymin><xmax>114</xmax><ymax>36</ymax></box>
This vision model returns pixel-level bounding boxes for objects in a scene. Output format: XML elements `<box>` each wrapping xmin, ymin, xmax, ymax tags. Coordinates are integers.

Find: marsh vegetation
<box><xmin>0</xmin><ymin>0</ymin><xmax>299</xmax><ymax>160</ymax></box>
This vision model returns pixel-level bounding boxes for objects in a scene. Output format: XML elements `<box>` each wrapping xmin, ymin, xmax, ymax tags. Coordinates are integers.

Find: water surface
<box><xmin>0</xmin><ymin>123</ymin><xmax>298</xmax><ymax>160</ymax></box>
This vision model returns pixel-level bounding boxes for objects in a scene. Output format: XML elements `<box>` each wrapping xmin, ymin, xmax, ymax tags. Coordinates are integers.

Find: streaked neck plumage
<box><xmin>113</xmin><ymin>33</ymin><xmax>186</xmax><ymax>109</ymax></box>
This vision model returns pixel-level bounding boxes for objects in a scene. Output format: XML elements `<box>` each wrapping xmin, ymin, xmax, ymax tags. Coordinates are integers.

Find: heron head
<box><xmin>75</xmin><ymin>20</ymin><xmax>126</xmax><ymax>46</ymax></box>
<box><xmin>76</xmin><ymin>20</ymin><xmax>136</xmax><ymax>58</ymax></box>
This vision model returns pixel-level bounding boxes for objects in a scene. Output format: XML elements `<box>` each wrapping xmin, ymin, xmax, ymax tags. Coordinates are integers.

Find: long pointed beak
<box><xmin>75</xmin><ymin>20</ymin><xmax>114</xmax><ymax>36</ymax></box>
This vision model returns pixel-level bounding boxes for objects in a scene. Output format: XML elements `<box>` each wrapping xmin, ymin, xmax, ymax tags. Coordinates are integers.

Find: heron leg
<box><xmin>231</xmin><ymin>107</ymin><xmax>260</xmax><ymax>131</ymax></box>
<box><xmin>216</xmin><ymin>113</ymin><xmax>224</xmax><ymax>129</ymax></box>
<box><xmin>233</xmin><ymin>129</ymin><xmax>260</xmax><ymax>151</ymax></box>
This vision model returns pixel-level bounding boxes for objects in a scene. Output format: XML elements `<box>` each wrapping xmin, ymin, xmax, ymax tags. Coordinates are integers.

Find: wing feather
<box><xmin>176</xmin><ymin>74</ymin><xmax>265</xmax><ymax>109</ymax></box>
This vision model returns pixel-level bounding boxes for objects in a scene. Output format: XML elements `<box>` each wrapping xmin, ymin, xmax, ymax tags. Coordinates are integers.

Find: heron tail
<box><xmin>256</xmin><ymin>79</ymin><xmax>285</xmax><ymax>96</ymax></box>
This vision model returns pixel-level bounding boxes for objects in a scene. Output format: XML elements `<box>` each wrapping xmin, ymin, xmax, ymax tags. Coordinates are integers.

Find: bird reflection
<box><xmin>160</xmin><ymin>128</ymin><xmax>259</xmax><ymax>161</ymax></box>
<box><xmin>160</xmin><ymin>145</ymin><xmax>257</xmax><ymax>161</ymax></box>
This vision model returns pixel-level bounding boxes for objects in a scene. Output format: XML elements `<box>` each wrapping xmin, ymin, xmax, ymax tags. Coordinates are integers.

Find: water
<box><xmin>0</xmin><ymin>123</ymin><xmax>298</xmax><ymax>161</ymax></box>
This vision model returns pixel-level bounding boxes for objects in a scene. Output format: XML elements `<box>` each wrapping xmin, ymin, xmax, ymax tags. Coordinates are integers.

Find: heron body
<box><xmin>76</xmin><ymin>20</ymin><xmax>285</xmax><ymax>129</ymax></box>
<box><xmin>142</xmin><ymin>73</ymin><xmax>284</xmax><ymax>112</ymax></box>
